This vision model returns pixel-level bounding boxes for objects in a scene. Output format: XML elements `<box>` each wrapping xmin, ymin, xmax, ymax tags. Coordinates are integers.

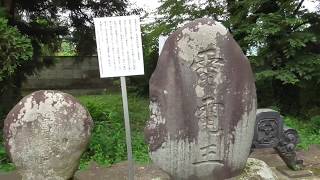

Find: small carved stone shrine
<box><xmin>3</xmin><ymin>90</ymin><xmax>93</xmax><ymax>180</ymax></box>
<box><xmin>145</xmin><ymin>18</ymin><xmax>257</xmax><ymax>180</ymax></box>
<box><xmin>252</xmin><ymin>108</ymin><xmax>303</xmax><ymax>170</ymax></box>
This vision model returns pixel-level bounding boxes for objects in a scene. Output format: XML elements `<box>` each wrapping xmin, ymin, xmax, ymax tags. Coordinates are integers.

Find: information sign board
<box><xmin>94</xmin><ymin>16</ymin><xmax>144</xmax><ymax>78</ymax></box>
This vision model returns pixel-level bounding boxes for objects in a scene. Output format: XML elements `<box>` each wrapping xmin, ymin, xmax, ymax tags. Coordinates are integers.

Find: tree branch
<box><xmin>78</xmin><ymin>10</ymin><xmax>94</xmax><ymax>26</ymax></box>
<box><xmin>293</xmin><ymin>0</ymin><xmax>305</xmax><ymax>15</ymax></box>
<box><xmin>12</xmin><ymin>20</ymin><xmax>68</xmax><ymax>37</ymax></box>
<box><xmin>291</xmin><ymin>20</ymin><xmax>310</xmax><ymax>32</ymax></box>
<box><xmin>212</xmin><ymin>14</ymin><xmax>224</xmax><ymax>23</ymax></box>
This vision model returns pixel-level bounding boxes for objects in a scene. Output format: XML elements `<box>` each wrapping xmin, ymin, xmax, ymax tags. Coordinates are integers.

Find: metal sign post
<box><xmin>94</xmin><ymin>15</ymin><xmax>144</xmax><ymax>180</ymax></box>
<box><xmin>120</xmin><ymin>76</ymin><xmax>134</xmax><ymax>180</ymax></box>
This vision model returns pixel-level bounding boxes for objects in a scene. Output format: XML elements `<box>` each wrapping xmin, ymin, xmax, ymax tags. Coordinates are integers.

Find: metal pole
<box><xmin>120</xmin><ymin>76</ymin><xmax>134</xmax><ymax>180</ymax></box>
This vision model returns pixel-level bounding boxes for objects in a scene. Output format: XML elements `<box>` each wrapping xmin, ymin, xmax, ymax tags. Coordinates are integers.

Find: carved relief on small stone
<box><xmin>257</xmin><ymin>119</ymin><xmax>280</xmax><ymax>147</ymax></box>
<box><xmin>252</xmin><ymin>109</ymin><xmax>303</xmax><ymax>170</ymax></box>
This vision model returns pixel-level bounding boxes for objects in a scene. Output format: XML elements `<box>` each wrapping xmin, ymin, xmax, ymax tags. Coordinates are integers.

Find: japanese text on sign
<box><xmin>94</xmin><ymin>16</ymin><xmax>144</xmax><ymax>78</ymax></box>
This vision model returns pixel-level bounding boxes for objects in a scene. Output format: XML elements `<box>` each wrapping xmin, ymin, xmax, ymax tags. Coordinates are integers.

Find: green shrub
<box><xmin>310</xmin><ymin>116</ymin><xmax>320</xmax><ymax>134</ymax></box>
<box><xmin>285</xmin><ymin>116</ymin><xmax>320</xmax><ymax>149</ymax></box>
<box><xmin>0</xmin><ymin>139</ymin><xmax>15</xmax><ymax>172</ymax></box>
<box><xmin>78</xmin><ymin>94</ymin><xmax>150</xmax><ymax>169</ymax></box>
<box><xmin>0</xmin><ymin>17</ymin><xmax>33</xmax><ymax>123</ymax></box>
<box><xmin>0</xmin><ymin>17</ymin><xmax>33</xmax><ymax>81</ymax></box>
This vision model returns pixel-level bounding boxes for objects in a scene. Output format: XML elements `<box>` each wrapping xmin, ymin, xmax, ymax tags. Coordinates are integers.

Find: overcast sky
<box><xmin>130</xmin><ymin>0</ymin><xmax>319</xmax><ymax>13</ymax></box>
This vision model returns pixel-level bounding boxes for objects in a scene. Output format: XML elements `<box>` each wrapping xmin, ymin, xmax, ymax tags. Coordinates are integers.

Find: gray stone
<box><xmin>252</xmin><ymin>109</ymin><xmax>303</xmax><ymax>170</ymax></box>
<box><xmin>3</xmin><ymin>90</ymin><xmax>93</xmax><ymax>180</ymax></box>
<box><xmin>145</xmin><ymin>18</ymin><xmax>257</xmax><ymax>180</ymax></box>
<box><xmin>232</xmin><ymin>158</ymin><xmax>278</xmax><ymax>180</ymax></box>
<box><xmin>276</xmin><ymin>166</ymin><xmax>313</xmax><ymax>178</ymax></box>
<box><xmin>253</xmin><ymin>109</ymin><xmax>283</xmax><ymax>148</ymax></box>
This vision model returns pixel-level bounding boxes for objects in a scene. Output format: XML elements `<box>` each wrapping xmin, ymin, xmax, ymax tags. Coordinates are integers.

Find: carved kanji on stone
<box><xmin>145</xmin><ymin>18</ymin><xmax>257</xmax><ymax>180</ymax></box>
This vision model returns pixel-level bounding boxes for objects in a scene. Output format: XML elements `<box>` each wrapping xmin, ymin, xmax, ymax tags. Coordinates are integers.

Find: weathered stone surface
<box><xmin>3</xmin><ymin>90</ymin><xmax>93</xmax><ymax>180</ymax></box>
<box><xmin>232</xmin><ymin>158</ymin><xmax>278</xmax><ymax>180</ymax></box>
<box><xmin>276</xmin><ymin>166</ymin><xmax>313</xmax><ymax>178</ymax></box>
<box><xmin>145</xmin><ymin>18</ymin><xmax>257</xmax><ymax>180</ymax></box>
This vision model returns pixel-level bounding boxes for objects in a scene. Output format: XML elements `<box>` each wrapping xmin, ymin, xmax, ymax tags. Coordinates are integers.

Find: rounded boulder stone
<box><xmin>145</xmin><ymin>18</ymin><xmax>257</xmax><ymax>180</ymax></box>
<box><xmin>3</xmin><ymin>90</ymin><xmax>93</xmax><ymax>180</ymax></box>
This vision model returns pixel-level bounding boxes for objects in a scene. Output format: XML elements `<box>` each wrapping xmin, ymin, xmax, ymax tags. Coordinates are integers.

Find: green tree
<box><xmin>55</xmin><ymin>40</ymin><xmax>77</xmax><ymax>56</ymax></box>
<box><xmin>0</xmin><ymin>17</ymin><xmax>33</xmax><ymax>119</ymax></box>
<box><xmin>227</xmin><ymin>0</ymin><xmax>320</xmax><ymax>115</ymax></box>
<box><xmin>148</xmin><ymin>0</ymin><xmax>320</xmax><ymax>116</ymax></box>
<box><xmin>0</xmin><ymin>18</ymin><xmax>33</xmax><ymax>81</ymax></box>
<box><xmin>0</xmin><ymin>0</ymin><xmax>139</xmax><ymax>117</ymax></box>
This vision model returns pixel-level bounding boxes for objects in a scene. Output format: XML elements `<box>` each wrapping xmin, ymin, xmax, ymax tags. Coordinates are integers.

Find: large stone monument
<box><xmin>145</xmin><ymin>18</ymin><xmax>257</xmax><ymax>179</ymax></box>
<box><xmin>3</xmin><ymin>90</ymin><xmax>93</xmax><ymax>180</ymax></box>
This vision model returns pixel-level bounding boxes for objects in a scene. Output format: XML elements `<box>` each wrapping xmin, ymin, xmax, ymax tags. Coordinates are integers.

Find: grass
<box><xmin>284</xmin><ymin>116</ymin><xmax>320</xmax><ymax>149</ymax></box>
<box><xmin>77</xmin><ymin>93</ymin><xmax>151</xmax><ymax>169</ymax></box>
<box><xmin>0</xmin><ymin>93</ymin><xmax>319</xmax><ymax>172</ymax></box>
<box><xmin>0</xmin><ymin>138</ymin><xmax>15</xmax><ymax>172</ymax></box>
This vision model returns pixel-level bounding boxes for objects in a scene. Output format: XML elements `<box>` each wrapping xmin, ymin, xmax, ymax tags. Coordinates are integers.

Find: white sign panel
<box><xmin>94</xmin><ymin>16</ymin><xmax>144</xmax><ymax>78</ymax></box>
<box><xmin>158</xmin><ymin>35</ymin><xmax>168</xmax><ymax>55</ymax></box>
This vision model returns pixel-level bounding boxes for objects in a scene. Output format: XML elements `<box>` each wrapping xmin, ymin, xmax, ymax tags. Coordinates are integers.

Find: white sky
<box><xmin>130</xmin><ymin>0</ymin><xmax>160</xmax><ymax>13</ymax></box>
<box><xmin>303</xmin><ymin>0</ymin><xmax>320</xmax><ymax>12</ymax></box>
<box><xmin>130</xmin><ymin>0</ymin><xmax>319</xmax><ymax>14</ymax></box>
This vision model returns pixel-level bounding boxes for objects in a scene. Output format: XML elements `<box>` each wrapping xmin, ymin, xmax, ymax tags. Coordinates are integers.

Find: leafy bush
<box><xmin>0</xmin><ymin>18</ymin><xmax>33</xmax><ymax>81</ymax></box>
<box><xmin>285</xmin><ymin>116</ymin><xmax>320</xmax><ymax>149</ymax></box>
<box><xmin>55</xmin><ymin>41</ymin><xmax>77</xmax><ymax>56</ymax></box>
<box><xmin>0</xmin><ymin>137</ymin><xmax>15</xmax><ymax>172</ymax></box>
<box><xmin>78</xmin><ymin>94</ymin><xmax>150</xmax><ymax>169</ymax></box>
<box><xmin>0</xmin><ymin>17</ymin><xmax>33</xmax><ymax>120</ymax></box>
<box><xmin>310</xmin><ymin>116</ymin><xmax>320</xmax><ymax>134</ymax></box>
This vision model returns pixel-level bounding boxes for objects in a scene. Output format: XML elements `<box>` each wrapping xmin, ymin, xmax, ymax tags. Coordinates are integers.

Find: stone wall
<box><xmin>22</xmin><ymin>56</ymin><xmax>115</xmax><ymax>95</ymax></box>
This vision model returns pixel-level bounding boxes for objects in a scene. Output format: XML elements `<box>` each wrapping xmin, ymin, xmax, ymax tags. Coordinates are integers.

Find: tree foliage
<box><xmin>145</xmin><ymin>0</ymin><xmax>320</xmax><ymax>116</ymax></box>
<box><xmin>55</xmin><ymin>40</ymin><xmax>77</xmax><ymax>56</ymax></box>
<box><xmin>0</xmin><ymin>0</ymin><xmax>136</xmax><ymax>55</ymax></box>
<box><xmin>0</xmin><ymin>18</ymin><xmax>33</xmax><ymax>81</ymax></box>
<box><xmin>229</xmin><ymin>0</ymin><xmax>320</xmax><ymax>83</ymax></box>
<box><xmin>0</xmin><ymin>16</ymin><xmax>33</xmax><ymax>120</ymax></box>
<box><xmin>0</xmin><ymin>0</ymin><xmax>139</xmax><ymax>118</ymax></box>
<box><xmin>228</xmin><ymin>0</ymin><xmax>320</xmax><ymax>115</ymax></box>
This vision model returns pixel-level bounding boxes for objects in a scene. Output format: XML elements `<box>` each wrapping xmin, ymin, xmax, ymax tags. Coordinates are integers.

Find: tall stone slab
<box><xmin>145</xmin><ymin>18</ymin><xmax>257</xmax><ymax>180</ymax></box>
<box><xmin>4</xmin><ymin>90</ymin><xmax>93</xmax><ymax>180</ymax></box>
